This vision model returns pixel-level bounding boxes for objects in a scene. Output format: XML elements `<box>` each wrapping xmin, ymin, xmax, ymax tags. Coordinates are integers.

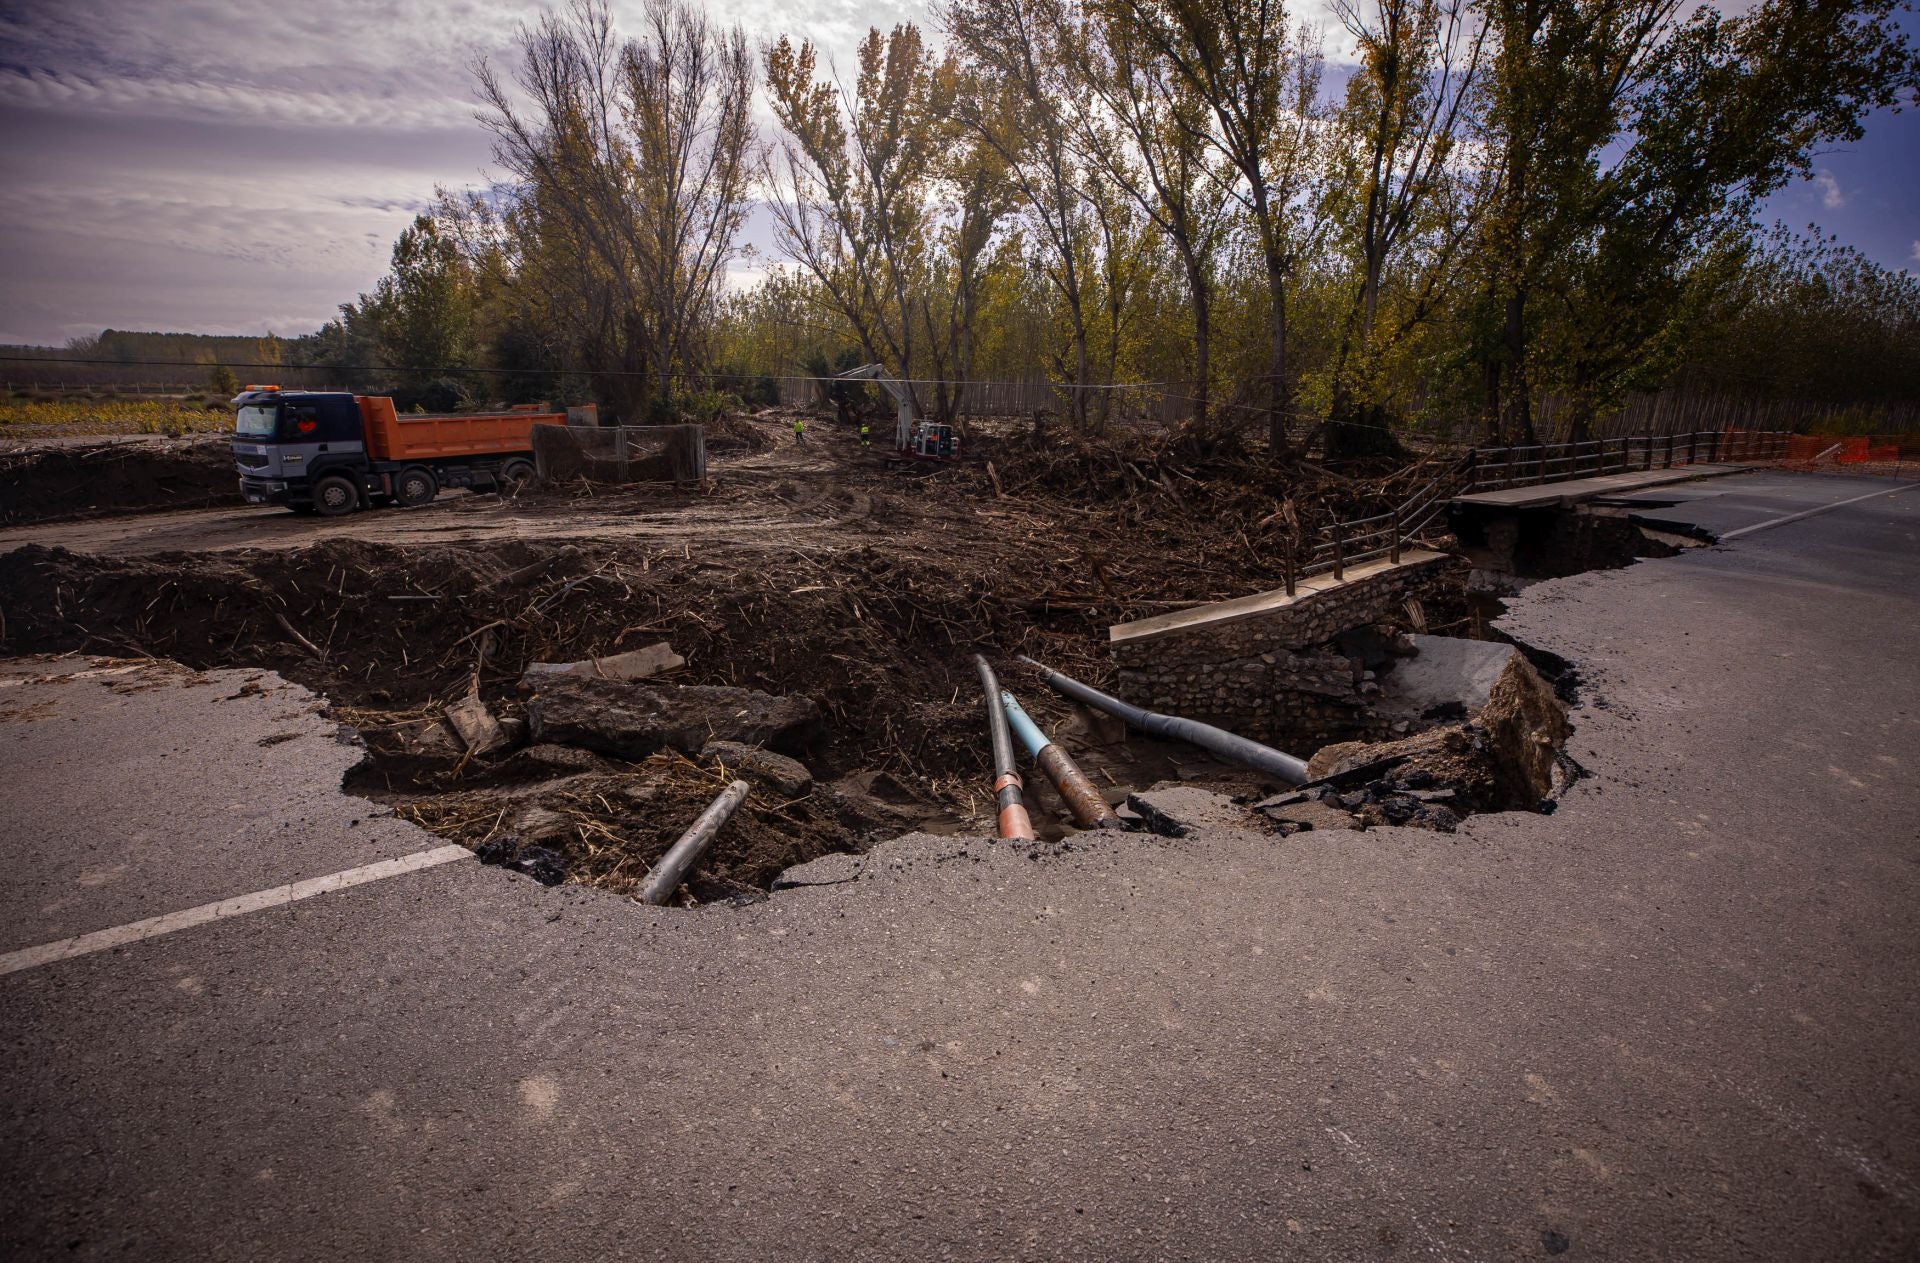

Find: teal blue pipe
<box><xmin>1000</xmin><ymin>690</ymin><xmax>1050</xmax><ymax>758</ymax></box>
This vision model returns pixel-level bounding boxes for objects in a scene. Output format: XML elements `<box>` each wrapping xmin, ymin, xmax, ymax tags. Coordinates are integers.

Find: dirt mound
<box><xmin>0</xmin><ymin>436</ymin><xmax>238</xmax><ymax>526</ymax></box>
<box><xmin>1479</xmin><ymin>653</ymin><xmax>1573</xmax><ymax>804</ymax></box>
<box><xmin>0</xmin><ymin>534</ymin><xmax>1093</xmax><ymax>766</ymax></box>
<box><xmin>963</xmin><ymin>423</ymin><xmax>1457</xmax><ymax>539</ymax></box>
<box><xmin>0</xmin><ymin>533</ymin><xmax>1083</xmax><ymax>896</ymax></box>
<box><xmin>1304</xmin><ymin>652</ymin><xmax>1574</xmax><ymax>820</ymax></box>
<box><xmin>704</xmin><ymin>410</ymin><xmax>780</xmax><ymax>453</ymax></box>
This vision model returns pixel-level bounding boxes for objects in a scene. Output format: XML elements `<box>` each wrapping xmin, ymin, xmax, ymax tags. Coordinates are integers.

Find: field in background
<box><xmin>0</xmin><ymin>393</ymin><xmax>233</xmax><ymax>439</ymax></box>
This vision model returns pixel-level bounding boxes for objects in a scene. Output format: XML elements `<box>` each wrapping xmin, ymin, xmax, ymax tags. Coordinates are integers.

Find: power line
<box><xmin>0</xmin><ymin>354</ymin><xmax>1197</xmax><ymax>393</ymax></box>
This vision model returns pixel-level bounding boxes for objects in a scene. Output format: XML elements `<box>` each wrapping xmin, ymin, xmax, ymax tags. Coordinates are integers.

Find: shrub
<box><xmin>656</xmin><ymin>388</ymin><xmax>742</xmax><ymax>424</ymax></box>
<box><xmin>709</xmin><ymin>367</ymin><xmax>780</xmax><ymax>408</ymax></box>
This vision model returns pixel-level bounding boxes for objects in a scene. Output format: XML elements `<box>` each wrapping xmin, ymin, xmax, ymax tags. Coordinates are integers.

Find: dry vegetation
<box><xmin>0</xmin><ymin>393</ymin><xmax>233</xmax><ymax>438</ymax></box>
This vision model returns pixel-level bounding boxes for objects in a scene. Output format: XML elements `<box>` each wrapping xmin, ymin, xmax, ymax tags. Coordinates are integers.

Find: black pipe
<box><xmin>974</xmin><ymin>655</ymin><xmax>1035</xmax><ymax>840</ymax></box>
<box><xmin>1015</xmin><ymin>655</ymin><xmax>1309</xmax><ymax>786</ymax></box>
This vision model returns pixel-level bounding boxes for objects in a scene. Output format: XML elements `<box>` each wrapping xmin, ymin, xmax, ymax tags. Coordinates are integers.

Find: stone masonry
<box><xmin>1110</xmin><ymin>554</ymin><xmax>1463</xmax><ymax>753</ymax></box>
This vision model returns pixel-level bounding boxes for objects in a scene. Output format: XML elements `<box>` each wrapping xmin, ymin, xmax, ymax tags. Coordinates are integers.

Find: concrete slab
<box><xmin>1125</xmin><ymin>785</ymin><xmax>1259</xmax><ymax>833</ymax></box>
<box><xmin>1452</xmin><ymin>463</ymin><xmax>1746</xmax><ymax>509</ymax></box>
<box><xmin>1108</xmin><ymin>549</ymin><xmax>1446</xmax><ymax>645</ymax></box>
<box><xmin>1374</xmin><ymin>634</ymin><xmax>1519</xmax><ymax>723</ymax></box>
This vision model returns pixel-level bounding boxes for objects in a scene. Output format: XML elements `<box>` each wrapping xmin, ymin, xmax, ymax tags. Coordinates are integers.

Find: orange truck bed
<box><xmin>358</xmin><ymin>397</ymin><xmax>564</xmax><ymax>462</ymax></box>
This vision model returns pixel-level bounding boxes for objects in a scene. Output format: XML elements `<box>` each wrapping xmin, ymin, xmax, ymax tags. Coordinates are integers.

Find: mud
<box><xmin>0</xmin><ymin>436</ymin><xmax>240</xmax><ymax>526</ymax></box>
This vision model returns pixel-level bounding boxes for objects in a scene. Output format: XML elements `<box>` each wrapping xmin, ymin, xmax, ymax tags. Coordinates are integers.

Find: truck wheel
<box><xmin>394</xmin><ymin>466</ymin><xmax>438</xmax><ymax>508</ymax></box>
<box><xmin>500</xmin><ymin>458</ymin><xmax>535</xmax><ymax>490</ymax></box>
<box><xmin>311</xmin><ymin>474</ymin><xmax>359</xmax><ymax>518</ymax></box>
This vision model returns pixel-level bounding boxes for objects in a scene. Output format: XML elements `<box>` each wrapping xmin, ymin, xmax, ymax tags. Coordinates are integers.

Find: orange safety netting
<box><xmin>1783</xmin><ymin>435</ymin><xmax>1902</xmax><ymax>464</ymax></box>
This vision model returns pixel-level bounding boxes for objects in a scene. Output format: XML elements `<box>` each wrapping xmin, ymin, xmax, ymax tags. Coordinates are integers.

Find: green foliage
<box><xmin>800</xmin><ymin>348</ymin><xmax>874</xmax><ymax>410</ymax></box>
<box><xmin>708</xmin><ymin>368</ymin><xmax>780</xmax><ymax>408</ymax></box>
<box><xmin>0</xmin><ymin>398</ymin><xmax>231</xmax><ymax>437</ymax></box>
<box><xmin>354</xmin><ymin>214</ymin><xmax>476</xmax><ymax>375</ymax></box>
<box><xmin>88</xmin><ymin>329</ymin><xmax>285</xmax><ymax>367</ymax></box>
<box><xmin>207</xmin><ymin>365</ymin><xmax>239</xmax><ymax>397</ymax></box>
<box><xmin>387</xmin><ymin>377</ymin><xmax>473</xmax><ymax>415</ymax></box>
<box><xmin>1462</xmin><ymin>0</ymin><xmax>1920</xmax><ymax>441</ymax></box>
<box><xmin>267</xmin><ymin>0</ymin><xmax>1917</xmax><ymax>446</ymax></box>
<box><xmin>655</xmin><ymin>388</ymin><xmax>744</xmax><ymax>424</ymax></box>
<box><xmin>1683</xmin><ymin>225</ymin><xmax>1920</xmax><ymax>408</ymax></box>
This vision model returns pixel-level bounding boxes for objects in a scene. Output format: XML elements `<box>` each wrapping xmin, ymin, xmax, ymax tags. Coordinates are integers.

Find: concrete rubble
<box><xmin>1252</xmin><ymin>795</ymin><xmax>1360</xmax><ymax>833</ymax></box>
<box><xmin>701</xmin><ymin>740</ymin><xmax>814</xmax><ymax>797</ymax></box>
<box><xmin>1478</xmin><ymin>653</ymin><xmax>1573</xmax><ymax>804</ymax></box>
<box><xmin>444</xmin><ymin>695</ymin><xmax>510</xmax><ymax>755</ymax></box>
<box><xmin>526</xmin><ymin>675</ymin><xmax>822</xmax><ymax>760</ymax></box>
<box><xmin>521</xmin><ymin>641</ymin><xmax>684</xmax><ymax>685</ymax></box>
<box><xmin>1124</xmin><ymin>785</ymin><xmax>1256</xmax><ymax>835</ymax></box>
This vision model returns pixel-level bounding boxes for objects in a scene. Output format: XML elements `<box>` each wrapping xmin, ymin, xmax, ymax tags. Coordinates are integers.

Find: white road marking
<box><xmin>1721</xmin><ymin>481</ymin><xmax>1918</xmax><ymax>540</ymax></box>
<box><xmin>0</xmin><ymin>846</ymin><xmax>473</xmax><ymax>977</ymax></box>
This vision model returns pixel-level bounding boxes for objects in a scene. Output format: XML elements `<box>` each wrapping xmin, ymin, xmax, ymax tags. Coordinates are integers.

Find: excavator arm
<box><xmin>834</xmin><ymin>363</ymin><xmax>916</xmax><ymax>449</ymax></box>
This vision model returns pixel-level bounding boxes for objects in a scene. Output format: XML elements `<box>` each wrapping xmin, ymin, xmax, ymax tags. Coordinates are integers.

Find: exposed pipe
<box><xmin>974</xmin><ymin>655</ymin><xmax>1035</xmax><ymax>841</ymax></box>
<box><xmin>1015</xmin><ymin>654</ymin><xmax>1309</xmax><ymax>786</ymax></box>
<box><xmin>635</xmin><ymin>779</ymin><xmax>750</xmax><ymax>906</ymax></box>
<box><xmin>1000</xmin><ymin>690</ymin><xmax>1126</xmax><ymax>830</ymax></box>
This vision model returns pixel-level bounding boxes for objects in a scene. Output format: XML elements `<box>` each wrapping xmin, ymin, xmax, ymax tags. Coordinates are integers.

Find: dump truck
<box><xmin>231</xmin><ymin>386</ymin><xmax>565</xmax><ymax>515</ymax></box>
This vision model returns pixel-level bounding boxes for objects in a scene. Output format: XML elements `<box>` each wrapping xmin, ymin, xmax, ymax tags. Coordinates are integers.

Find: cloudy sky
<box><xmin>0</xmin><ymin>0</ymin><xmax>1913</xmax><ymax>347</ymax></box>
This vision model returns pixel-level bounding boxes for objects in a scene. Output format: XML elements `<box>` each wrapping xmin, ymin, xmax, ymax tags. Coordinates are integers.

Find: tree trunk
<box><xmin>1482</xmin><ymin>358</ymin><xmax>1504</xmax><ymax>445</ymax></box>
<box><xmin>1189</xmin><ymin>261</ymin><xmax>1211</xmax><ymax>432</ymax></box>
<box><xmin>1501</xmin><ymin>290</ymin><xmax>1535</xmax><ymax>445</ymax></box>
<box><xmin>1267</xmin><ymin>257</ymin><xmax>1290</xmax><ymax>457</ymax></box>
<box><xmin>1070</xmin><ymin>311</ymin><xmax>1090</xmax><ymax>431</ymax></box>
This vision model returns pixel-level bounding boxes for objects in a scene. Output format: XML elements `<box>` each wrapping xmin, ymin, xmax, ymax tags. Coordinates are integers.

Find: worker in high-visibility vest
<box><xmin>792</xmin><ymin>416</ymin><xmax>806</xmax><ymax>445</ymax></box>
<box><xmin>859</xmin><ymin>420</ymin><xmax>870</xmax><ymax>449</ymax></box>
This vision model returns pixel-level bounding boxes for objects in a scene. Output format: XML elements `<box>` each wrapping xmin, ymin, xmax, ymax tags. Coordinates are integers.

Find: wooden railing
<box><xmin>1277</xmin><ymin>429</ymin><xmax>1791</xmax><ymax>598</ymax></box>
<box><xmin>1463</xmin><ymin>430</ymin><xmax>1790</xmax><ymax>493</ymax></box>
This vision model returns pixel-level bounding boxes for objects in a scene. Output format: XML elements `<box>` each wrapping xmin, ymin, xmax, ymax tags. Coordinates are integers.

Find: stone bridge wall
<box><xmin>1112</xmin><ymin>554</ymin><xmax>1462</xmax><ymax>752</ymax></box>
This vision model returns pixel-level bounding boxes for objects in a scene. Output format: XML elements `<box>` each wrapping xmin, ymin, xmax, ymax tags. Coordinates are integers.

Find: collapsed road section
<box><xmin>0</xmin><ymin>416</ymin><xmax>1710</xmax><ymax>903</ymax></box>
<box><xmin>0</xmin><ymin>543</ymin><xmax>1573</xmax><ymax>904</ymax></box>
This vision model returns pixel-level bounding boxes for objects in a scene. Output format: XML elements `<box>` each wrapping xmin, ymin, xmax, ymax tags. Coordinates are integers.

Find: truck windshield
<box><xmin>234</xmin><ymin>404</ymin><xmax>277</xmax><ymax>438</ymax></box>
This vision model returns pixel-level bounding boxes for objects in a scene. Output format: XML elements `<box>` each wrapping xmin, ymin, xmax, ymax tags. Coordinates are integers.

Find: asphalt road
<box><xmin>2</xmin><ymin>470</ymin><xmax>1916</xmax><ymax>1260</ymax></box>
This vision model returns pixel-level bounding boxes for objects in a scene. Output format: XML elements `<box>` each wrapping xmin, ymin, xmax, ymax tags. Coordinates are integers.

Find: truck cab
<box><xmin>232</xmin><ymin>387</ymin><xmax>371</xmax><ymax>513</ymax></box>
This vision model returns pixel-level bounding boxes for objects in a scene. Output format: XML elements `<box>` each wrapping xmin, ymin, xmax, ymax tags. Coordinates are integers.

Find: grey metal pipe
<box><xmin>1015</xmin><ymin>654</ymin><xmax>1309</xmax><ymax>786</ymax></box>
<box><xmin>974</xmin><ymin>655</ymin><xmax>1035</xmax><ymax>841</ymax></box>
<box><xmin>636</xmin><ymin>779</ymin><xmax>750</xmax><ymax>905</ymax></box>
